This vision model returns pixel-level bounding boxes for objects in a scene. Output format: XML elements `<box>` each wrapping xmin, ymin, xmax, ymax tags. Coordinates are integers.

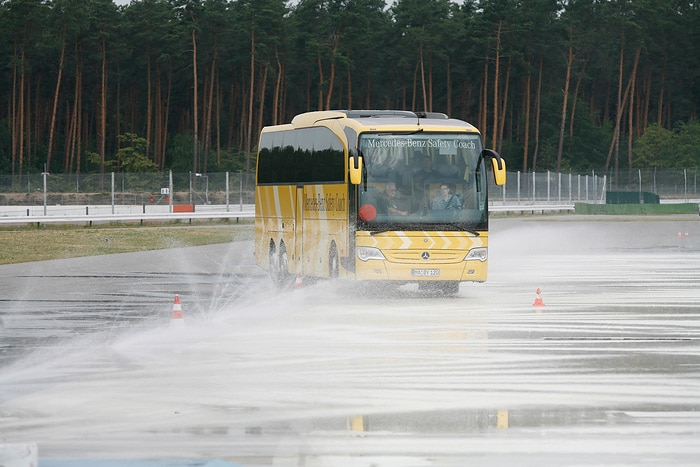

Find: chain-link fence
<box><xmin>492</xmin><ymin>170</ymin><xmax>606</xmax><ymax>205</ymax></box>
<box><xmin>0</xmin><ymin>172</ymin><xmax>256</xmax><ymax>208</ymax></box>
<box><xmin>491</xmin><ymin>168</ymin><xmax>699</xmax><ymax>205</ymax></box>
<box><xmin>1</xmin><ymin>168</ymin><xmax>697</xmax><ymax>208</ymax></box>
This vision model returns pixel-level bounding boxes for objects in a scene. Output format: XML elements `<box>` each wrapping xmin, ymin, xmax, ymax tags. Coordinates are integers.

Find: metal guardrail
<box><xmin>489</xmin><ymin>204</ymin><xmax>575</xmax><ymax>214</ymax></box>
<box><xmin>0</xmin><ymin>203</ymin><xmax>579</xmax><ymax>226</ymax></box>
<box><xmin>0</xmin><ymin>205</ymin><xmax>255</xmax><ymax>225</ymax></box>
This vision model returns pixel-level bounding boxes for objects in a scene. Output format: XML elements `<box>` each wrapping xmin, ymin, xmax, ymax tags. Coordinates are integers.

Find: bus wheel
<box><xmin>419</xmin><ymin>281</ymin><xmax>460</xmax><ymax>295</ymax></box>
<box><xmin>440</xmin><ymin>281</ymin><xmax>460</xmax><ymax>295</ymax></box>
<box><xmin>329</xmin><ymin>243</ymin><xmax>339</xmax><ymax>279</ymax></box>
<box><xmin>277</xmin><ymin>244</ymin><xmax>292</xmax><ymax>288</ymax></box>
<box><xmin>269</xmin><ymin>242</ymin><xmax>292</xmax><ymax>289</ymax></box>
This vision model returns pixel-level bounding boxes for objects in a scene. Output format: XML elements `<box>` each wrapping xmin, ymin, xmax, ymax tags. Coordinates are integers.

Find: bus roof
<box><xmin>287</xmin><ymin>110</ymin><xmax>480</xmax><ymax>134</ymax></box>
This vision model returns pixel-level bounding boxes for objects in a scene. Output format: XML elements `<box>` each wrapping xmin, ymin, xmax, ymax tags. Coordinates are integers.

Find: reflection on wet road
<box><xmin>1</xmin><ymin>216</ymin><xmax>699</xmax><ymax>465</ymax></box>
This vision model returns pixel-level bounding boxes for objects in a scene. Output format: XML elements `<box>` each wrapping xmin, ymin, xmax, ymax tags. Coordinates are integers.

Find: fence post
<box><xmin>226</xmin><ymin>172</ymin><xmax>230</xmax><ymax>212</ymax></box>
<box><xmin>111</xmin><ymin>172</ymin><xmax>115</xmax><ymax>214</ymax></box>
<box><xmin>547</xmin><ymin>171</ymin><xmax>551</xmax><ymax>203</ymax></box>
<box><xmin>42</xmin><ymin>170</ymin><xmax>49</xmax><ymax>216</ymax></box>
<box><xmin>601</xmin><ymin>175</ymin><xmax>607</xmax><ymax>203</ymax></box>
<box><xmin>169</xmin><ymin>170</ymin><xmax>174</xmax><ymax>213</ymax></box>
<box><xmin>517</xmin><ymin>171</ymin><xmax>521</xmax><ymax>205</ymax></box>
<box><xmin>239</xmin><ymin>172</ymin><xmax>243</xmax><ymax>211</ymax></box>
<box><xmin>532</xmin><ymin>171</ymin><xmax>536</xmax><ymax>203</ymax></box>
<box><xmin>558</xmin><ymin>172</ymin><xmax>561</xmax><ymax>203</ymax></box>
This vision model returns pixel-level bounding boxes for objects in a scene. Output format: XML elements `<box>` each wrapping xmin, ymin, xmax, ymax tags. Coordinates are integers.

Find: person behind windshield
<box><xmin>431</xmin><ymin>183</ymin><xmax>462</xmax><ymax>211</ymax></box>
<box><xmin>376</xmin><ymin>182</ymin><xmax>409</xmax><ymax>217</ymax></box>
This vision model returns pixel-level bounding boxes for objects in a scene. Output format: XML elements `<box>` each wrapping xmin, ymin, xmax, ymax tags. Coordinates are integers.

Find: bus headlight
<box><xmin>465</xmin><ymin>247</ymin><xmax>487</xmax><ymax>262</ymax></box>
<box><xmin>357</xmin><ymin>246</ymin><xmax>386</xmax><ymax>262</ymax></box>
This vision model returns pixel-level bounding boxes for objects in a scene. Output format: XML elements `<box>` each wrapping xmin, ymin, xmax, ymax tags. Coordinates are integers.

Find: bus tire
<box><xmin>440</xmin><ymin>281</ymin><xmax>460</xmax><ymax>295</ymax></box>
<box><xmin>329</xmin><ymin>242</ymin><xmax>339</xmax><ymax>279</ymax></box>
<box><xmin>269</xmin><ymin>241</ymin><xmax>292</xmax><ymax>289</ymax></box>
<box><xmin>419</xmin><ymin>281</ymin><xmax>460</xmax><ymax>295</ymax></box>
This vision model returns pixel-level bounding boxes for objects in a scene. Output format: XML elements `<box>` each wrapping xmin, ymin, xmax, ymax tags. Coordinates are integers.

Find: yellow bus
<box><xmin>254</xmin><ymin>110</ymin><xmax>506</xmax><ymax>294</ymax></box>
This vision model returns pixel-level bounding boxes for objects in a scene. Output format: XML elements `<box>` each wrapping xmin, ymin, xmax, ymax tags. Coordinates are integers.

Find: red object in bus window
<box><xmin>359</xmin><ymin>203</ymin><xmax>377</xmax><ymax>221</ymax></box>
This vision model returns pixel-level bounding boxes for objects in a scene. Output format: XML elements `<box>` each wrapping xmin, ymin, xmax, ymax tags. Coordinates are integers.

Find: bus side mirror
<box><xmin>349</xmin><ymin>149</ymin><xmax>363</xmax><ymax>185</ymax></box>
<box><xmin>483</xmin><ymin>149</ymin><xmax>507</xmax><ymax>186</ymax></box>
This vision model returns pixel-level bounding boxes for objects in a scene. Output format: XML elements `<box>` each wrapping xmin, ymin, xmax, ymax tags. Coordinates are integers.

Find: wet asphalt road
<box><xmin>1</xmin><ymin>215</ymin><xmax>699</xmax><ymax>466</ymax></box>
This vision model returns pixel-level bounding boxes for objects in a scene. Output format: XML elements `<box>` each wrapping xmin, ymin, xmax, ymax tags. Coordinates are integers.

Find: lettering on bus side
<box><xmin>303</xmin><ymin>192</ymin><xmax>347</xmax><ymax>213</ymax></box>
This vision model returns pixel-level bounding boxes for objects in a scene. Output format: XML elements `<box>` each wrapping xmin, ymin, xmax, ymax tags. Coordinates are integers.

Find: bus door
<box><xmin>295</xmin><ymin>185</ymin><xmax>304</xmax><ymax>276</ymax></box>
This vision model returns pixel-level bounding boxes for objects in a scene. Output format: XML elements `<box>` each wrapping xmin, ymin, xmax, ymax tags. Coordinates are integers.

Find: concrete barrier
<box><xmin>575</xmin><ymin>202</ymin><xmax>699</xmax><ymax>215</ymax></box>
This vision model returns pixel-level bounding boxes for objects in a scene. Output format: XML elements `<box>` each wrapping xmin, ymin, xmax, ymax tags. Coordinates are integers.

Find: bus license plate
<box><xmin>412</xmin><ymin>268</ymin><xmax>440</xmax><ymax>277</ymax></box>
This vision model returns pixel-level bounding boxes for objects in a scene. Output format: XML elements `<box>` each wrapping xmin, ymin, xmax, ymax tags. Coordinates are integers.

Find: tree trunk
<box><xmin>419</xmin><ymin>43</ymin><xmax>427</xmax><ymax>111</ymax></box>
<box><xmin>146</xmin><ymin>55</ymin><xmax>152</xmax><ymax>162</ymax></box>
<box><xmin>498</xmin><ymin>55</ymin><xmax>511</xmax><ymax>154</ymax></box>
<box><xmin>556</xmin><ymin>41</ymin><xmax>573</xmax><ymax>172</ymax></box>
<box><xmin>642</xmin><ymin>70</ymin><xmax>651</xmax><ymax>130</ymax></box>
<box><xmin>325</xmin><ymin>34</ymin><xmax>339</xmax><ymax>110</ymax></box>
<box><xmin>273</xmin><ymin>48</ymin><xmax>282</xmax><ymax>125</ymax></box>
<box><xmin>257</xmin><ymin>65</ymin><xmax>268</xmax><ymax>145</ymax></box>
<box><xmin>204</xmin><ymin>48</ymin><xmax>218</xmax><ymax>172</ymax></box>
<box><xmin>522</xmin><ymin>63</ymin><xmax>531</xmax><ymax>172</ymax></box>
<box><xmin>480</xmin><ymin>59</ymin><xmax>488</xmax><ymax>146</ymax></box>
<box><xmin>612</xmin><ymin>30</ymin><xmax>624</xmax><ymax>179</ymax></box>
<box><xmin>428</xmin><ymin>53</ymin><xmax>433</xmax><ymax>112</ymax></box>
<box><xmin>627</xmin><ymin>47</ymin><xmax>641</xmax><ymax>170</ymax></box>
<box><xmin>163</xmin><ymin>64</ymin><xmax>172</xmax><ymax>170</ymax></box>
<box><xmin>47</xmin><ymin>36</ymin><xmax>66</xmax><ymax>170</ymax></box>
<box><xmin>317</xmin><ymin>53</ymin><xmax>324</xmax><ymax>110</ymax></box>
<box><xmin>657</xmin><ymin>54</ymin><xmax>666</xmax><ymax>126</ymax></box>
<box><xmin>569</xmin><ymin>59</ymin><xmax>586</xmax><ymax>137</ymax></box>
<box><xmin>412</xmin><ymin>62</ymin><xmax>419</xmax><ymax>111</ymax></box>
<box><xmin>191</xmin><ymin>24</ymin><xmax>199</xmax><ymax>173</ymax></box>
<box><xmin>99</xmin><ymin>37</ymin><xmax>107</xmax><ymax>178</ymax></box>
<box><xmin>446</xmin><ymin>58</ymin><xmax>451</xmax><ymax>116</ymax></box>
<box><xmin>605</xmin><ymin>44</ymin><xmax>639</xmax><ymax>173</ymax></box>
<box><xmin>10</xmin><ymin>46</ymin><xmax>17</xmax><ymax>179</ymax></box>
<box><xmin>532</xmin><ymin>57</ymin><xmax>543</xmax><ymax>170</ymax></box>
<box><xmin>215</xmin><ymin>75</ymin><xmax>221</xmax><ymax>168</ymax></box>
<box><xmin>18</xmin><ymin>48</ymin><xmax>26</xmax><ymax>180</ymax></box>
<box><xmin>492</xmin><ymin>20</ymin><xmax>502</xmax><ymax>150</ymax></box>
<box><xmin>246</xmin><ymin>29</ymin><xmax>255</xmax><ymax>181</ymax></box>
<box><xmin>154</xmin><ymin>67</ymin><xmax>163</xmax><ymax>169</ymax></box>
<box><xmin>346</xmin><ymin>66</ymin><xmax>352</xmax><ymax>110</ymax></box>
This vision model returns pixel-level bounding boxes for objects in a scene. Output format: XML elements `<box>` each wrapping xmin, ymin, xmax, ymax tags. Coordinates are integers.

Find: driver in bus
<box><xmin>376</xmin><ymin>182</ymin><xmax>409</xmax><ymax>217</ymax></box>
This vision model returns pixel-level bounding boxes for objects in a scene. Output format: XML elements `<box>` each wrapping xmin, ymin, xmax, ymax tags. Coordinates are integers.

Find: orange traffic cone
<box><xmin>293</xmin><ymin>273</ymin><xmax>304</xmax><ymax>290</ymax></box>
<box><xmin>532</xmin><ymin>288</ymin><xmax>545</xmax><ymax>307</ymax></box>
<box><xmin>170</xmin><ymin>294</ymin><xmax>185</xmax><ymax>327</ymax></box>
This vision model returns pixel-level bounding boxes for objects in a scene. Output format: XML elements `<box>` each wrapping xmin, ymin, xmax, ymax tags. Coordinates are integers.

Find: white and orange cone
<box><xmin>170</xmin><ymin>294</ymin><xmax>185</xmax><ymax>327</ymax></box>
<box><xmin>293</xmin><ymin>273</ymin><xmax>304</xmax><ymax>290</ymax></box>
<box><xmin>532</xmin><ymin>288</ymin><xmax>545</xmax><ymax>307</ymax></box>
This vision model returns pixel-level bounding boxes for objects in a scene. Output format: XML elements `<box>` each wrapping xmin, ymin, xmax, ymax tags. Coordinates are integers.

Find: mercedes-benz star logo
<box><xmin>421</xmin><ymin>252</ymin><xmax>430</xmax><ymax>260</ymax></box>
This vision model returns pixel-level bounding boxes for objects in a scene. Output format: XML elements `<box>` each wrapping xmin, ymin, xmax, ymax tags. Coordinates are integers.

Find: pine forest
<box><xmin>1</xmin><ymin>0</ymin><xmax>699</xmax><ymax>183</ymax></box>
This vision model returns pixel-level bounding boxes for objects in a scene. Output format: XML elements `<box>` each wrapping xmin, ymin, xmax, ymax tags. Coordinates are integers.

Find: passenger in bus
<box><xmin>436</xmin><ymin>160</ymin><xmax>459</xmax><ymax>178</ymax></box>
<box><xmin>408</xmin><ymin>154</ymin><xmax>436</xmax><ymax>212</ymax></box>
<box><xmin>412</xmin><ymin>154</ymin><xmax>435</xmax><ymax>188</ymax></box>
<box><xmin>431</xmin><ymin>183</ymin><xmax>462</xmax><ymax>211</ymax></box>
<box><xmin>376</xmin><ymin>182</ymin><xmax>410</xmax><ymax>217</ymax></box>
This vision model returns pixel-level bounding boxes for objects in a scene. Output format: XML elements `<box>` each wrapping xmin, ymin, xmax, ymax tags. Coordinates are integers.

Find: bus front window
<box><xmin>357</xmin><ymin>133</ymin><xmax>486</xmax><ymax>230</ymax></box>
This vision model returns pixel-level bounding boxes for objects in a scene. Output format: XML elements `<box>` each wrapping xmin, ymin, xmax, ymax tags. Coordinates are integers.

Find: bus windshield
<box><xmin>357</xmin><ymin>133</ymin><xmax>487</xmax><ymax>230</ymax></box>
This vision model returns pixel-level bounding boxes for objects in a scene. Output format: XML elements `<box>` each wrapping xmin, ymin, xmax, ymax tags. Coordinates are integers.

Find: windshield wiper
<box><xmin>370</xmin><ymin>228</ymin><xmax>397</xmax><ymax>236</ymax></box>
<box><xmin>370</xmin><ymin>222</ymin><xmax>480</xmax><ymax>236</ymax></box>
<box><xmin>433</xmin><ymin>223</ymin><xmax>481</xmax><ymax>236</ymax></box>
